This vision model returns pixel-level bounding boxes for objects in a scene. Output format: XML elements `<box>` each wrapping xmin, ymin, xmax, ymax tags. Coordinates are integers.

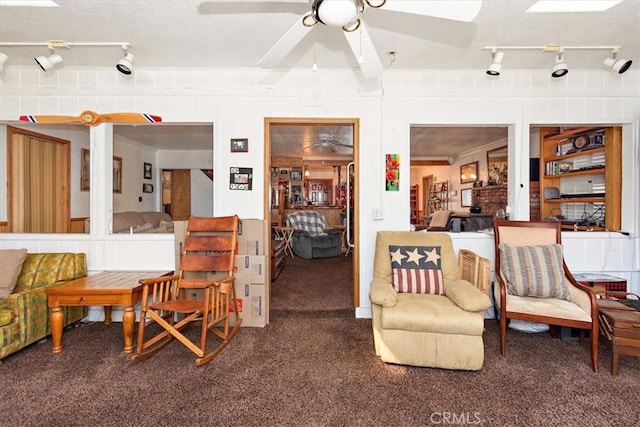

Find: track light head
<box><xmin>34</xmin><ymin>50</ymin><xmax>63</xmax><ymax>71</ymax></box>
<box><xmin>551</xmin><ymin>53</ymin><xmax>568</xmax><ymax>78</ymax></box>
<box><xmin>116</xmin><ymin>53</ymin><xmax>134</xmax><ymax>75</ymax></box>
<box><xmin>603</xmin><ymin>55</ymin><xmax>632</xmax><ymax>74</ymax></box>
<box><xmin>116</xmin><ymin>47</ymin><xmax>134</xmax><ymax>75</ymax></box>
<box><xmin>486</xmin><ymin>50</ymin><xmax>503</xmax><ymax>76</ymax></box>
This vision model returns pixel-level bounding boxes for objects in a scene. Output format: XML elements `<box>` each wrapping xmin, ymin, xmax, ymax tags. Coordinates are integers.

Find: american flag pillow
<box><xmin>389</xmin><ymin>245</ymin><xmax>443</xmax><ymax>294</ymax></box>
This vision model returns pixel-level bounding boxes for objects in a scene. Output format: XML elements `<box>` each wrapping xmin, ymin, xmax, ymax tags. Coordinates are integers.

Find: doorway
<box><xmin>264</xmin><ymin>117</ymin><xmax>360</xmax><ymax>309</ymax></box>
<box><xmin>162</xmin><ymin>169</ymin><xmax>191</xmax><ymax>220</ymax></box>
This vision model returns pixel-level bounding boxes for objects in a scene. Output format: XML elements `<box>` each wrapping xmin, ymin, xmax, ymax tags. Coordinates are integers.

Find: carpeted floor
<box><xmin>1</xmin><ymin>255</ymin><xmax>638</xmax><ymax>426</ymax></box>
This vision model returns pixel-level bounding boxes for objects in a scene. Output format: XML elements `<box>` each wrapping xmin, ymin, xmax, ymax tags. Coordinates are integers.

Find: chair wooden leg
<box><xmin>591</xmin><ymin>323</ymin><xmax>599</xmax><ymax>373</ymax></box>
<box><xmin>500</xmin><ymin>312</ymin><xmax>507</xmax><ymax>356</ymax></box>
<box><xmin>195</xmin><ymin>318</ymin><xmax>242</xmax><ymax>366</ymax></box>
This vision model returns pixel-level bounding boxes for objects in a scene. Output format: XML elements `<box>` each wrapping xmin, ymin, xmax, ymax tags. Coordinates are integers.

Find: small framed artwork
<box><xmin>142</xmin><ymin>183</ymin><xmax>154</xmax><ymax>193</ymax></box>
<box><xmin>113</xmin><ymin>156</ymin><xmax>123</xmax><ymax>193</ymax></box>
<box><xmin>460</xmin><ymin>161</ymin><xmax>478</xmax><ymax>184</ymax></box>
<box><xmin>144</xmin><ymin>162</ymin><xmax>152</xmax><ymax>179</ymax></box>
<box><xmin>230</xmin><ymin>138</ymin><xmax>248</xmax><ymax>153</ymax></box>
<box><xmin>461</xmin><ymin>188</ymin><xmax>473</xmax><ymax>207</ymax></box>
<box><xmin>290</xmin><ymin>170</ymin><xmax>302</xmax><ymax>181</ymax></box>
<box><xmin>229</xmin><ymin>167</ymin><xmax>253</xmax><ymax>190</ymax></box>
<box><xmin>80</xmin><ymin>148</ymin><xmax>90</xmax><ymax>191</ymax></box>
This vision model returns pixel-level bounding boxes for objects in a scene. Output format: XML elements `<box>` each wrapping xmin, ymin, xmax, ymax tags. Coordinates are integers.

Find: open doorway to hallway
<box><xmin>264</xmin><ymin>117</ymin><xmax>360</xmax><ymax>315</ymax></box>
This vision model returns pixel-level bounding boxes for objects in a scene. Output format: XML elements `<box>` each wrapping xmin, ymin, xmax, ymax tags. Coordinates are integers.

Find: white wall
<box><xmin>1</xmin><ymin>65</ymin><xmax>639</xmax><ymax>320</ymax></box>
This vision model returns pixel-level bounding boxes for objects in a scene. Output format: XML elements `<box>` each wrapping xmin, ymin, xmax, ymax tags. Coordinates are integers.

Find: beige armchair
<box><xmin>493</xmin><ymin>220</ymin><xmax>599</xmax><ymax>372</ymax></box>
<box><xmin>370</xmin><ymin>231</ymin><xmax>492</xmax><ymax>370</ymax></box>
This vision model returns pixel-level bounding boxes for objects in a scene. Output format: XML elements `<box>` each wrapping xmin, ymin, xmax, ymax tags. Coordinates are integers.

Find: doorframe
<box><xmin>264</xmin><ymin>117</ymin><xmax>360</xmax><ymax>307</ymax></box>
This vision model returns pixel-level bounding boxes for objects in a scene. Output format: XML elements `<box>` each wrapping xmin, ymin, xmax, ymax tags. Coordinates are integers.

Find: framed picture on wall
<box><xmin>113</xmin><ymin>156</ymin><xmax>123</xmax><ymax>193</ymax></box>
<box><xmin>80</xmin><ymin>148</ymin><xmax>90</xmax><ymax>191</ymax></box>
<box><xmin>230</xmin><ymin>138</ymin><xmax>248</xmax><ymax>153</ymax></box>
<box><xmin>144</xmin><ymin>162</ymin><xmax>152</xmax><ymax>179</ymax></box>
<box><xmin>461</xmin><ymin>188</ymin><xmax>473</xmax><ymax>207</ymax></box>
<box><xmin>229</xmin><ymin>167</ymin><xmax>253</xmax><ymax>190</ymax></box>
<box><xmin>460</xmin><ymin>161</ymin><xmax>478</xmax><ymax>184</ymax></box>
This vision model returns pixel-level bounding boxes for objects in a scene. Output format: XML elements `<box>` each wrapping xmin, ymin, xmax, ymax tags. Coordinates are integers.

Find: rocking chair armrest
<box><xmin>179</xmin><ymin>275</ymin><xmax>235</xmax><ymax>289</ymax></box>
<box><xmin>138</xmin><ymin>273</ymin><xmax>179</xmax><ymax>286</ymax></box>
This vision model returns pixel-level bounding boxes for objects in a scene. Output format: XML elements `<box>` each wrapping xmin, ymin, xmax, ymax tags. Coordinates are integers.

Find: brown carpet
<box><xmin>1</xmin><ymin>256</ymin><xmax>638</xmax><ymax>426</ymax></box>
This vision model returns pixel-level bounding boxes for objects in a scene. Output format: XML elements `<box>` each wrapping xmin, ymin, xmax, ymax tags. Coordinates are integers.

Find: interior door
<box><xmin>170</xmin><ymin>169</ymin><xmax>191</xmax><ymax>220</ymax></box>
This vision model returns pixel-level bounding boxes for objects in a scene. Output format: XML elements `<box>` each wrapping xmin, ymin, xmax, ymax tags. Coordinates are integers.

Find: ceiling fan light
<box><xmin>34</xmin><ymin>52</ymin><xmax>63</xmax><ymax>71</ymax></box>
<box><xmin>551</xmin><ymin>53</ymin><xmax>568</xmax><ymax>78</ymax></box>
<box><xmin>603</xmin><ymin>56</ymin><xmax>632</xmax><ymax>74</ymax></box>
<box><xmin>116</xmin><ymin>52</ymin><xmax>134</xmax><ymax>75</ymax></box>
<box><xmin>312</xmin><ymin>0</ymin><xmax>363</xmax><ymax>27</ymax></box>
<box><xmin>486</xmin><ymin>51</ymin><xmax>503</xmax><ymax>76</ymax></box>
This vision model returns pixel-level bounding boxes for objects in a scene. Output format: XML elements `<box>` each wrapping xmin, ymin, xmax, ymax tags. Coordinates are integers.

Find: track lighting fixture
<box><xmin>34</xmin><ymin>49</ymin><xmax>63</xmax><ymax>71</ymax></box>
<box><xmin>486</xmin><ymin>50</ymin><xmax>503</xmax><ymax>76</ymax></box>
<box><xmin>603</xmin><ymin>49</ymin><xmax>632</xmax><ymax>74</ymax></box>
<box><xmin>483</xmin><ymin>44</ymin><xmax>633</xmax><ymax>77</ymax></box>
<box><xmin>551</xmin><ymin>52</ymin><xmax>568</xmax><ymax>78</ymax></box>
<box><xmin>116</xmin><ymin>46</ymin><xmax>134</xmax><ymax>75</ymax></box>
<box><xmin>0</xmin><ymin>40</ymin><xmax>131</xmax><ymax>74</ymax></box>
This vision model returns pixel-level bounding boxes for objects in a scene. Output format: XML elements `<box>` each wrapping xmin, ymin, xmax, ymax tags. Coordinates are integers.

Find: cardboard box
<box><xmin>237</xmin><ymin>219</ymin><xmax>268</xmax><ymax>256</ymax></box>
<box><xmin>230</xmin><ymin>282</ymin><xmax>269</xmax><ymax>327</ymax></box>
<box><xmin>235</xmin><ymin>255</ymin><xmax>268</xmax><ymax>284</ymax></box>
<box><xmin>173</xmin><ymin>220</ymin><xmax>189</xmax><ymax>271</ymax></box>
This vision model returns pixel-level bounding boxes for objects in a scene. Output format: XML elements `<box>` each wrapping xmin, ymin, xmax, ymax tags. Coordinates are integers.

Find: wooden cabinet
<box><xmin>410</xmin><ymin>185</ymin><xmax>419</xmax><ymax>224</ymax></box>
<box><xmin>539</xmin><ymin>126</ymin><xmax>621</xmax><ymax>231</ymax></box>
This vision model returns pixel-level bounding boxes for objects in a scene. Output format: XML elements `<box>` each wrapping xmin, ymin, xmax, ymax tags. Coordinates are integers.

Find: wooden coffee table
<box><xmin>598</xmin><ymin>299</ymin><xmax>640</xmax><ymax>375</ymax></box>
<box><xmin>46</xmin><ymin>270</ymin><xmax>172</xmax><ymax>354</ymax></box>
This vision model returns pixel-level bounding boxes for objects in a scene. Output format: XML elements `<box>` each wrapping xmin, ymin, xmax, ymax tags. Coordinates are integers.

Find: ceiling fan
<box><xmin>19</xmin><ymin>110</ymin><xmax>162</xmax><ymax>126</ymax></box>
<box><xmin>209</xmin><ymin>0</ymin><xmax>482</xmax><ymax>79</ymax></box>
<box><xmin>303</xmin><ymin>132</ymin><xmax>353</xmax><ymax>152</ymax></box>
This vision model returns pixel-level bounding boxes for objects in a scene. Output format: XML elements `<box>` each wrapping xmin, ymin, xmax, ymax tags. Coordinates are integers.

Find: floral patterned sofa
<box><xmin>0</xmin><ymin>252</ymin><xmax>87</xmax><ymax>360</ymax></box>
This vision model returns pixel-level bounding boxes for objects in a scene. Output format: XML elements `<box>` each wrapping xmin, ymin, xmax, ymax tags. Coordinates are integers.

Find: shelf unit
<box><xmin>539</xmin><ymin>126</ymin><xmax>621</xmax><ymax>231</ymax></box>
<box><xmin>410</xmin><ymin>184</ymin><xmax>419</xmax><ymax>224</ymax></box>
<box><xmin>428</xmin><ymin>181</ymin><xmax>449</xmax><ymax>216</ymax></box>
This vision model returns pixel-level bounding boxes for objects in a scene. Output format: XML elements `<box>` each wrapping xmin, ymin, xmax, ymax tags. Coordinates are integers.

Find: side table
<box><xmin>598</xmin><ymin>299</ymin><xmax>640</xmax><ymax>375</ymax></box>
<box><xmin>273</xmin><ymin>225</ymin><xmax>295</xmax><ymax>258</ymax></box>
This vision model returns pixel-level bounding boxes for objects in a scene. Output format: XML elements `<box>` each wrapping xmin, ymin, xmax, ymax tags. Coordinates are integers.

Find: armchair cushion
<box><xmin>0</xmin><ymin>249</ymin><xmax>28</xmax><ymax>299</ymax></box>
<box><xmin>499</xmin><ymin>243</ymin><xmax>569</xmax><ymax>300</ymax></box>
<box><xmin>445</xmin><ymin>279</ymin><xmax>492</xmax><ymax>312</ymax></box>
<box><xmin>389</xmin><ymin>245</ymin><xmax>443</xmax><ymax>295</ymax></box>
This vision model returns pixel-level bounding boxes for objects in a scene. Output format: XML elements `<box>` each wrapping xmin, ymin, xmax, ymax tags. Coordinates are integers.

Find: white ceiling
<box><xmin>1</xmin><ymin>1</ymin><xmax>637</xmax><ymax>71</ymax></box>
<box><xmin>1</xmin><ymin>0</ymin><xmax>637</xmax><ymax>159</ymax></box>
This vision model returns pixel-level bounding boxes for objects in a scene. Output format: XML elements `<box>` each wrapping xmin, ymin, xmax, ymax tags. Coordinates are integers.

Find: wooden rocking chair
<box><xmin>132</xmin><ymin>215</ymin><xmax>242</xmax><ymax>366</ymax></box>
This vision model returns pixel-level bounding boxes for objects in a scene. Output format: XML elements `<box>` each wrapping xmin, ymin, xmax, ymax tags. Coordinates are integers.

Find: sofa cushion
<box><xmin>0</xmin><ymin>249</ymin><xmax>28</xmax><ymax>299</ymax></box>
<box><xmin>499</xmin><ymin>243</ymin><xmax>569</xmax><ymax>300</ymax></box>
<box><xmin>389</xmin><ymin>245</ymin><xmax>443</xmax><ymax>295</ymax></box>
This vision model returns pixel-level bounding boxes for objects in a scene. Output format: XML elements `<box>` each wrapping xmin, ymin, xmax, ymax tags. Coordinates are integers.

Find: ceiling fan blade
<box><xmin>258</xmin><ymin>15</ymin><xmax>313</xmax><ymax>68</ymax></box>
<box><xmin>382</xmin><ymin>0</ymin><xmax>482</xmax><ymax>22</ymax></box>
<box><xmin>328</xmin><ymin>140</ymin><xmax>353</xmax><ymax>148</ymax></box>
<box><xmin>19</xmin><ymin>115</ymin><xmax>84</xmax><ymax>125</ymax></box>
<box><xmin>343</xmin><ymin>22</ymin><xmax>383</xmax><ymax>79</ymax></box>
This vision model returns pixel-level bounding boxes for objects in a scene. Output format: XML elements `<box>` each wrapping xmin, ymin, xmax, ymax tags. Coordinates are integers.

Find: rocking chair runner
<box><xmin>132</xmin><ymin>215</ymin><xmax>241</xmax><ymax>366</ymax></box>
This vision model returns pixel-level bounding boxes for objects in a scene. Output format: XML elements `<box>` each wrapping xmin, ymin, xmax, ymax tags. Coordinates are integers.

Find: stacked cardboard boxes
<box><xmin>172</xmin><ymin>218</ymin><xmax>270</xmax><ymax>327</ymax></box>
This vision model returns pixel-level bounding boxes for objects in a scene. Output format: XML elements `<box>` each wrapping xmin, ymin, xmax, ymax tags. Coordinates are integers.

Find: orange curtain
<box><xmin>9</xmin><ymin>128</ymin><xmax>69</xmax><ymax>233</ymax></box>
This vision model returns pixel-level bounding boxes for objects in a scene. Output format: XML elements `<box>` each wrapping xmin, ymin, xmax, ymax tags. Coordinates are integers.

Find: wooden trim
<box><xmin>264</xmin><ymin>116</ymin><xmax>360</xmax><ymax>308</ymax></box>
<box><xmin>410</xmin><ymin>159</ymin><xmax>451</xmax><ymax>166</ymax></box>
